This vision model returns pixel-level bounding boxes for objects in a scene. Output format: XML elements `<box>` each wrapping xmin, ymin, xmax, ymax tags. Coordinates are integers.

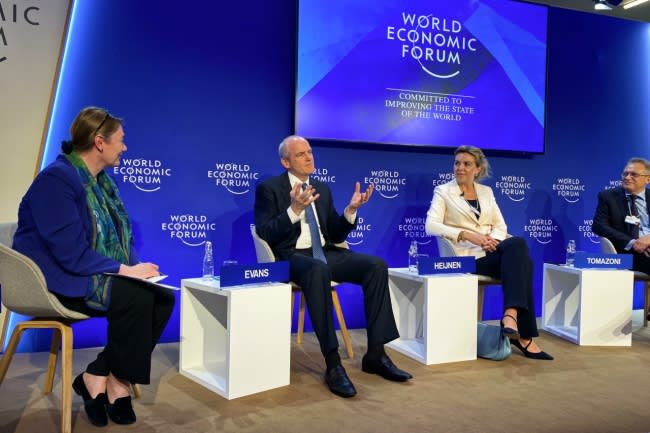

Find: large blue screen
<box><xmin>295</xmin><ymin>0</ymin><xmax>548</xmax><ymax>152</ymax></box>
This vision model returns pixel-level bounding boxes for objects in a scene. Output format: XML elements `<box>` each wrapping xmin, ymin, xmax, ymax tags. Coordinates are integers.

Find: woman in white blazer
<box><xmin>425</xmin><ymin>146</ymin><xmax>552</xmax><ymax>360</ymax></box>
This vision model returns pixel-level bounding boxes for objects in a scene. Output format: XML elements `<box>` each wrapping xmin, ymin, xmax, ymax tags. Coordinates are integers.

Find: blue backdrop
<box><xmin>11</xmin><ymin>0</ymin><xmax>650</xmax><ymax>352</ymax></box>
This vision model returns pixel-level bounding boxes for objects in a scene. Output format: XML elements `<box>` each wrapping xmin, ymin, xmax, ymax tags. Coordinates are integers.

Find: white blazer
<box><xmin>425</xmin><ymin>179</ymin><xmax>508</xmax><ymax>258</ymax></box>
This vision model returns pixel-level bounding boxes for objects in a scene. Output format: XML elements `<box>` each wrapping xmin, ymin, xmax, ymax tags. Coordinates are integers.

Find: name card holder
<box><xmin>220</xmin><ymin>261</ymin><xmax>290</xmax><ymax>287</ymax></box>
<box><xmin>417</xmin><ymin>256</ymin><xmax>476</xmax><ymax>275</ymax></box>
<box><xmin>573</xmin><ymin>252</ymin><xmax>632</xmax><ymax>270</ymax></box>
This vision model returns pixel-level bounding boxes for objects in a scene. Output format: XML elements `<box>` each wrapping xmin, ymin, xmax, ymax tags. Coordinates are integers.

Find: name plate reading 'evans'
<box><xmin>418</xmin><ymin>256</ymin><xmax>476</xmax><ymax>275</ymax></box>
<box><xmin>574</xmin><ymin>252</ymin><xmax>632</xmax><ymax>270</ymax></box>
<box><xmin>220</xmin><ymin>262</ymin><xmax>289</xmax><ymax>287</ymax></box>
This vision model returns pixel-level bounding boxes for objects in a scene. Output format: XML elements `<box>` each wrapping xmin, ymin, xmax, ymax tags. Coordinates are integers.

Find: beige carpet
<box><xmin>1</xmin><ymin>314</ymin><xmax>650</xmax><ymax>433</ymax></box>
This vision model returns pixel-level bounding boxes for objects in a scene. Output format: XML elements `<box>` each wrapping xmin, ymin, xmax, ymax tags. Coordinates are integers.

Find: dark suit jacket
<box><xmin>13</xmin><ymin>155</ymin><xmax>140</xmax><ymax>298</ymax></box>
<box><xmin>254</xmin><ymin>172</ymin><xmax>356</xmax><ymax>260</ymax></box>
<box><xmin>592</xmin><ymin>186</ymin><xmax>650</xmax><ymax>252</ymax></box>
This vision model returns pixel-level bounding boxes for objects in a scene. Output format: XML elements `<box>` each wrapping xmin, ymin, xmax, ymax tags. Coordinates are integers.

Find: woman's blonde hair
<box><xmin>454</xmin><ymin>145</ymin><xmax>491</xmax><ymax>181</ymax></box>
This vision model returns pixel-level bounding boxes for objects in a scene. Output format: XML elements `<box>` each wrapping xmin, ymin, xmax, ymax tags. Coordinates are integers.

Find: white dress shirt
<box><xmin>286</xmin><ymin>172</ymin><xmax>355</xmax><ymax>249</ymax></box>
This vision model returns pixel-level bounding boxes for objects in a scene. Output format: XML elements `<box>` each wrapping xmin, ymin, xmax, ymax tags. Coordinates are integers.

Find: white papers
<box><xmin>104</xmin><ymin>273</ymin><xmax>180</xmax><ymax>292</ymax></box>
<box><xmin>146</xmin><ymin>274</ymin><xmax>168</xmax><ymax>283</ymax></box>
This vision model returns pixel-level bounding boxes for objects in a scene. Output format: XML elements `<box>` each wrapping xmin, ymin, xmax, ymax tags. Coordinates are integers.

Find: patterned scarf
<box><xmin>65</xmin><ymin>152</ymin><xmax>132</xmax><ymax>311</ymax></box>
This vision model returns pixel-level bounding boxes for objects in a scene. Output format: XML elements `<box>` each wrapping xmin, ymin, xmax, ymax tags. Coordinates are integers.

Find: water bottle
<box><xmin>202</xmin><ymin>241</ymin><xmax>214</xmax><ymax>280</ymax></box>
<box><xmin>408</xmin><ymin>240</ymin><xmax>418</xmax><ymax>272</ymax></box>
<box><xmin>565</xmin><ymin>239</ymin><xmax>576</xmax><ymax>267</ymax></box>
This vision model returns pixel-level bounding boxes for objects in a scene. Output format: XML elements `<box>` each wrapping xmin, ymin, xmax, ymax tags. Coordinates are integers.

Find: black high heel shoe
<box><xmin>72</xmin><ymin>373</ymin><xmax>108</xmax><ymax>426</ymax></box>
<box><xmin>500</xmin><ymin>313</ymin><xmax>520</xmax><ymax>339</ymax></box>
<box><xmin>510</xmin><ymin>339</ymin><xmax>554</xmax><ymax>360</ymax></box>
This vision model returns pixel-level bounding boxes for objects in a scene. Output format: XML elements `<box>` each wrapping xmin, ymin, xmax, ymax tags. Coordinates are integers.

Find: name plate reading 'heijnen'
<box><xmin>417</xmin><ymin>256</ymin><xmax>476</xmax><ymax>275</ymax></box>
<box><xmin>220</xmin><ymin>262</ymin><xmax>289</xmax><ymax>287</ymax></box>
<box><xmin>574</xmin><ymin>252</ymin><xmax>632</xmax><ymax>269</ymax></box>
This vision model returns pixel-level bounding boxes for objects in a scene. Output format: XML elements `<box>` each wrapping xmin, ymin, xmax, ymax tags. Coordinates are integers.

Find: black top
<box><xmin>465</xmin><ymin>198</ymin><xmax>481</xmax><ymax>218</ymax></box>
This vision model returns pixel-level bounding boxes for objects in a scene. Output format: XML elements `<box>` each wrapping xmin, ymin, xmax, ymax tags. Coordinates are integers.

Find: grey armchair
<box><xmin>250</xmin><ymin>224</ymin><xmax>353</xmax><ymax>358</ymax></box>
<box><xmin>435</xmin><ymin>236</ymin><xmax>502</xmax><ymax>320</ymax></box>
<box><xmin>599</xmin><ymin>236</ymin><xmax>650</xmax><ymax>327</ymax></box>
<box><xmin>0</xmin><ymin>222</ymin><xmax>140</xmax><ymax>433</ymax></box>
<box><xmin>0</xmin><ymin>221</ymin><xmax>17</xmax><ymax>349</ymax></box>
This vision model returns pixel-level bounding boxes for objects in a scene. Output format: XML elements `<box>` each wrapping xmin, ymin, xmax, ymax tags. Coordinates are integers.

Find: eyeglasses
<box><xmin>92</xmin><ymin>113</ymin><xmax>110</xmax><ymax>137</ymax></box>
<box><xmin>621</xmin><ymin>171</ymin><xmax>650</xmax><ymax>179</ymax></box>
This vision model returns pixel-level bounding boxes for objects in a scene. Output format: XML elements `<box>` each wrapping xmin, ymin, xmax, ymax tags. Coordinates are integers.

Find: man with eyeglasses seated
<box><xmin>593</xmin><ymin>157</ymin><xmax>650</xmax><ymax>320</ymax></box>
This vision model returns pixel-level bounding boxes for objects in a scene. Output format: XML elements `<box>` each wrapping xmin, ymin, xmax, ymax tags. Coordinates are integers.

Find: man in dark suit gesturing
<box><xmin>593</xmin><ymin>157</ymin><xmax>650</xmax><ymax>320</ymax></box>
<box><xmin>254</xmin><ymin>135</ymin><xmax>411</xmax><ymax>398</ymax></box>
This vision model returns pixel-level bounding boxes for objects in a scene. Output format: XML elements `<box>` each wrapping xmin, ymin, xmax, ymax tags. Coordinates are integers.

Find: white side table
<box><xmin>179</xmin><ymin>278</ymin><xmax>291</xmax><ymax>399</ymax></box>
<box><xmin>542</xmin><ymin>264</ymin><xmax>633</xmax><ymax>346</ymax></box>
<box><xmin>387</xmin><ymin>268</ymin><xmax>478</xmax><ymax>365</ymax></box>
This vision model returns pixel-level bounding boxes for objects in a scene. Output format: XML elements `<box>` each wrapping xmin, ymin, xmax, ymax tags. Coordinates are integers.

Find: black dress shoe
<box><xmin>361</xmin><ymin>354</ymin><xmax>412</xmax><ymax>382</ymax></box>
<box><xmin>324</xmin><ymin>365</ymin><xmax>357</xmax><ymax>398</ymax></box>
<box><xmin>510</xmin><ymin>339</ymin><xmax>554</xmax><ymax>361</ymax></box>
<box><xmin>72</xmin><ymin>373</ymin><xmax>108</xmax><ymax>427</ymax></box>
<box><xmin>500</xmin><ymin>313</ymin><xmax>520</xmax><ymax>339</ymax></box>
<box><xmin>106</xmin><ymin>396</ymin><xmax>137</xmax><ymax>424</ymax></box>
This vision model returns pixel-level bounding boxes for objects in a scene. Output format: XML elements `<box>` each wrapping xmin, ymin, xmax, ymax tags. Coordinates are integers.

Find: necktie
<box><xmin>302</xmin><ymin>183</ymin><xmax>327</xmax><ymax>263</ymax></box>
<box><xmin>629</xmin><ymin>195</ymin><xmax>640</xmax><ymax>239</ymax></box>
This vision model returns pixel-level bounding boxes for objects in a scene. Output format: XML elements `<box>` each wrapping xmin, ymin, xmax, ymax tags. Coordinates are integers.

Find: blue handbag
<box><xmin>477</xmin><ymin>322</ymin><xmax>512</xmax><ymax>361</ymax></box>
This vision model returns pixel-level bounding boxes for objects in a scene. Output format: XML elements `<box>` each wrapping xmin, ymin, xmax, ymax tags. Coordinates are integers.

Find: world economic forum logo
<box><xmin>604</xmin><ymin>179</ymin><xmax>622</xmax><ymax>190</ymax></box>
<box><xmin>523</xmin><ymin>218</ymin><xmax>558</xmax><ymax>245</ymax></box>
<box><xmin>495</xmin><ymin>175</ymin><xmax>531</xmax><ymax>202</ymax></box>
<box><xmin>578</xmin><ymin>219</ymin><xmax>600</xmax><ymax>244</ymax></box>
<box><xmin>0</xmin><ymin>4</ymin><xmax>40</xmax><ymax>65</ymax></box>
<box><xmin>113</xmin><ymin>158</ymin><xmax>171</xmax><ymax>192</ymax></box>
<box><xmin>161</xmin><ymin>214</ymin><xmax>216</xmax><ymax>247</ymax></box>
<box><xmin>397</xmin><ymin>216</ymin><xmax>432</xmax><ymax>245</ymax></box>
<box><xmin>386</xmin><ymin>12</ymin><xmax>478</xmax><ymax>79</ymax></box>
<box><xmin>311</xmin><ymin>167</ymin><xmax>336</xmax><ymax>184</ymax></box>
<box><xmin>208</xmin><ymin>162</ymin><xmax>260</xmax><ymax>195</ymax></box>
<box><xmin>363</xmin><ymin>169</ymin><xmax>406</xmax><ymax>199</ymax></box>
<box><xmin>432</xmin><ymin>172</ymin><xmax>454</xmax><ymax>187</ymax></box>
<box><xmin>346</xmin><ymin>216</ymin><xmax>372</xmax><ymax>246</ymax></box>
<box><xmin>552</xmin><ymin>177</ymin><xmax>585</xmax><ymax>203</ymax></box>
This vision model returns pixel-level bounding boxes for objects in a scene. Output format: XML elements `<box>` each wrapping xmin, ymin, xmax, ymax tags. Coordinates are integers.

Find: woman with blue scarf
<box><xmin>13</xmin><ymin>107</ymin><xmax>175</xmax><ymax>427</ymax></box>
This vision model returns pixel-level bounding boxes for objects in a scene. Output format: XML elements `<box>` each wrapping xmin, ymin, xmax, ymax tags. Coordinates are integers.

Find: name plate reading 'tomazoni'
<box><xmin>574</xmin><ymin>252</ymin><xmax>632</xmax><ymax>270</ymax></box>
<box><xmin>417</xmin><ymin>256</ymin><xmax>476</xmax><ymax>275</ymax></box>
<box><xmin>220</xmin><ymin>261</ymin><xmax>289</xmax><ymax>287</ymax></box>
